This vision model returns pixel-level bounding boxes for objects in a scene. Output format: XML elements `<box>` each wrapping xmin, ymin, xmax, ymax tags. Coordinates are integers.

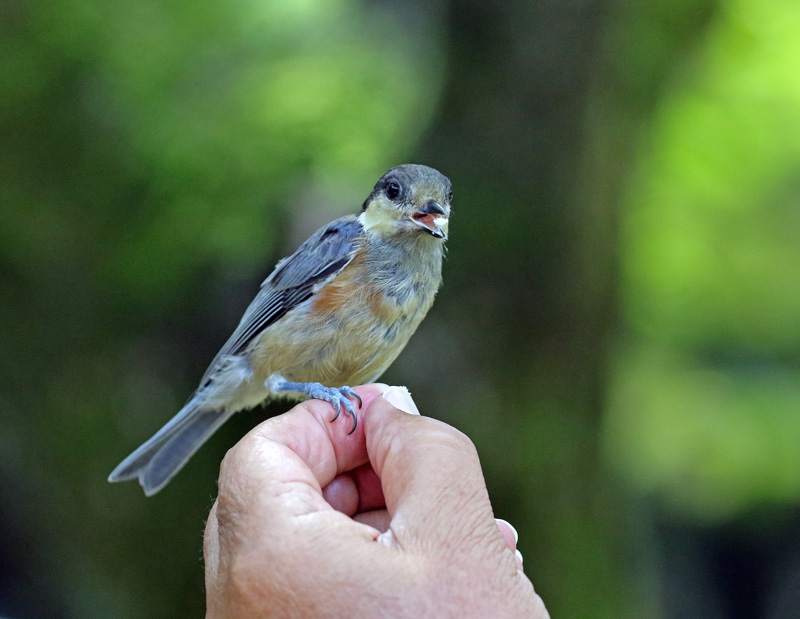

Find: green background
<box><xmin>2</xmin><ymin>0</ymin><xmax>799</xmax><ymax>616</ymax></box>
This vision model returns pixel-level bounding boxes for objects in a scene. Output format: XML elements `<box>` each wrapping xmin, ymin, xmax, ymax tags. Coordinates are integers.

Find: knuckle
<box><xmin>421</xmin><ymin>420</ymin><xmax>477</xmax><ymax>456</ymax></box>
<box><xmin>218</xmin><ymin>443</ymin><xmax>242</xmax><ymax>484</ymax></box>
<box><xmin>217</xmin><ymin>440</ymin><xmax>256</xmax><ymax>500</ymax></box>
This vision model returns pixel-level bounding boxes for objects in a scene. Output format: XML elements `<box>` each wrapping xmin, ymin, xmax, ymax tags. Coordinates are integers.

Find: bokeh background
<box><xmin>2</xmin><ymin>0</ymin><xmax>799</xmax><ymax>616</ymax></box>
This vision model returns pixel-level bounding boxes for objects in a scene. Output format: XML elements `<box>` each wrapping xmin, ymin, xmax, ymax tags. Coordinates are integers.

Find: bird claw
<box><xmin>306</xmin><ymin>383</ymin><xmax>362</xmax><ymax>434</ymax></box>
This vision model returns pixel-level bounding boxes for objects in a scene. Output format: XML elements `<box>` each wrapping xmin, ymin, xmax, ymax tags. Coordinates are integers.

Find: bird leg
<box><xmin>272</xmin><ymin>381</ymin><xmax>362</xmax><ymax>434</ymax></box>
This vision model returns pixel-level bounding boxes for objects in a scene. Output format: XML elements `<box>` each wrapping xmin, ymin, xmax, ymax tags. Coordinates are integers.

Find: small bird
<box><xmin>109</xmin><ymin>164</ymin><xmax>452</xmax><ymax>495</ymax></box>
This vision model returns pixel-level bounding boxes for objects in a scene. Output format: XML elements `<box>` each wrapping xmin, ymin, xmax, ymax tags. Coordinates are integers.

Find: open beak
<box><xmin>411</xmin><ymin>201</ymin><xmax>449</xmax><ymax>239</ymax></box>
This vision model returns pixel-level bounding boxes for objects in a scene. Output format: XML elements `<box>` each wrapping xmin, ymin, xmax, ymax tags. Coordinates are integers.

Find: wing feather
<box><xmin>197</xmin><ymin>214</ymin><xmax>363</xmax><ymax>389</ymax></box>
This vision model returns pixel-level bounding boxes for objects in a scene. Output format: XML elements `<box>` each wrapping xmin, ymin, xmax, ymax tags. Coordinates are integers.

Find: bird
<box><xmin>108</xmin><ymin>164</ymin><xmax>452</xmax><ymax>495</ymax></box>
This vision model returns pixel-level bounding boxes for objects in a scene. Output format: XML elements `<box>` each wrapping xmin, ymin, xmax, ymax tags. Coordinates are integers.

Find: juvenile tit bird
<box><xmin>109</xmin><ymin>164</ymin><xmax>452</xmax><ymax>495</ymax></box>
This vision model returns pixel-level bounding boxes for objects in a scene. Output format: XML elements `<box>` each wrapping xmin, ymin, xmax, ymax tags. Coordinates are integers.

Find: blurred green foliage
<box><xmin>0</xmin><ymin>0</ymin><xmax>443</xmax><ymax>301</ymax></box>
<box><xmin>2</xmin><ymin>0</ymin><xmax>799</xmax><ymax>617</ymax></box>
<box><xmin>608</xmin><ymin>0</ymin><xmax>800</xmax><ymax>522</ymax></box>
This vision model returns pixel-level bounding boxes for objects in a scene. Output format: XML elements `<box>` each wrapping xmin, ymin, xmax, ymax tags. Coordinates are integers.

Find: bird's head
<box><xmin>359</xmin><ymin>164</ymin><xmax>452</xmax><ymax>242</ymax></box>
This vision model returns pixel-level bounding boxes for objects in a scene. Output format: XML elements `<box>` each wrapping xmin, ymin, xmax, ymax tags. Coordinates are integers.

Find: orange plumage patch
<box><xmin>311</xmin><ymin>251</ymin><xmax>402</xmax><ymax>324</ymax></box>
<box><xmin>311</xmin><ymin>252</ymin><xmax>364</xmax><ymax>316</ymax></box>
<box><xmin>311</xmin><ymin>281</ymin><xmax>347</xmax><ymax>315</ymax></box>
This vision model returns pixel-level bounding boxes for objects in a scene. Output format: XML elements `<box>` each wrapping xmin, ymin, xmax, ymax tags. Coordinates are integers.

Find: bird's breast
<box><xmin>251</xmin><ymin>241</ymin><xmax>442</xmax><ymax>388</ymax></box>
<box><xmin>311</xmin><ymin>247</ymin><xmax>439</xmax><ymax>327</ymax></box>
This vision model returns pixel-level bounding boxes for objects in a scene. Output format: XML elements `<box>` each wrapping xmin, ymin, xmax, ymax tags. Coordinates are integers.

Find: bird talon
<box><xmin>347</xmin><ymin>404</ymin><xmax>358</xmax><ymax>434</ymax></box>
<box><xmin>339</xmin><ymin>397</ymin><xmax>358</xmax><ymax>435</ymax></box>
<box><xmin>333</xmin><ymin>386</ymin><xmax>360</xmax><ymax>433</ymax></box>
<box><xmin>276</xmin><ymin>381</ymin><xmax>361</xmax><ymax>432</ymax></box>
<box><xmin>338</xmin><ymin>385</ymin><xmax>362</xmax><ymax>409</ymax></box>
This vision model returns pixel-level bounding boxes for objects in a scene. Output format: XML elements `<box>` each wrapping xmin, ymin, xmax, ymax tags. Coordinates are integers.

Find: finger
<box><xmin>203</xmin><ymin>500</ymin><xmax>229</xmax><ymax>619</ymax></box>
<box><xmin>214</xmin><ymin>384</ymin><xmax>392</xmax><ymax>562</ymax></box>
<box><xmin>218</xmin><ymin>383</ymin><xmax>388</xmax><ymax>509</ymax></box>
<box><xmin>495</xmin><ymin>518</ymin><xmax>518</xmax><ymax>552</ymax></box>
<box><xmin>322</xmin><ymin>474</ymin><xmax>358</xmax><ymax>514</ymax></box>
<box><xmin>204</xmin><ymin>500</ymin><xmax>220</xmax><ymax>582</ymax></box>
<box><xmin>353</xmin><ymin>463</ymin><xmax>384</xmax><ymax>512</ymax></box>
<box><xmin>363</xmin><ymin>393</ymin><xmax>502</xmax><ymax>551</ymax></box>
<box><xmin>322</xmin><ymin>464</ymin><xmax>385</xmax><ymax>516</ymax></box>
<box><xmin>353</xmin><ymin>509</ymin><xmax>391</xmax><ymax>532</ymax></box>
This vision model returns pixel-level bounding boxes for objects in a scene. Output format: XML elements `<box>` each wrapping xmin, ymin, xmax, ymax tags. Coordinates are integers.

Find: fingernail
<box><xmin>497</xmin><ymin>518</ymin><xmax>519</xmax><ymax>544</ymax></box>
<box><xmin>382</xmin><ymin>386</ymin><xmax>420</xmax><ymax>415</ymax></box>
<box><xmin>515</xmin><ymin>549</ymin><xmax>524</xmax><ymax>564</ymax></box>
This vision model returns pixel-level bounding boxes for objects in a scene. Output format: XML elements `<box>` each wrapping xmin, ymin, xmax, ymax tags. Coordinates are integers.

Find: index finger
<box><xmin>216</xmin><ymin>384</ymin><xmax>388</xmax><ymax>523</ymax></box>
<box><xmin>207</xmin><ymin>385</ymin><xmax>391</xmax><ymax>587</ymax></box>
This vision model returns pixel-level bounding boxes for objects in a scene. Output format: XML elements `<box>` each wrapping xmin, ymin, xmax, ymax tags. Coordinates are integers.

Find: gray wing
<box><xmin>197</xmin><ymin>214</ymin><xmax>364</xmax><ymax>389</ymax></box>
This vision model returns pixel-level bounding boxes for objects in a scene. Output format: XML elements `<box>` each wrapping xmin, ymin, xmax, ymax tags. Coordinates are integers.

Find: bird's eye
<box><xmin>385</xmin><ymin>181</ymin><xmax>401</xmax><ymax>201</ymax></box>
<box><xmin>447</xmin><ymin>189</ymin><xmax>453</xmax><ymax>202</ymax></box>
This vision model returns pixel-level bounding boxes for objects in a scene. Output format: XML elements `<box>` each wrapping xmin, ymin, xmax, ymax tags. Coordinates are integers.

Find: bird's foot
<box><xmin>273</xmin><ymin>381</ymin><xmax>362</xmax><ymax>434</ymax></box>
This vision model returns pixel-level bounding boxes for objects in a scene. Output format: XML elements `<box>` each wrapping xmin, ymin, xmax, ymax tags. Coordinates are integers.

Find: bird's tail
<box><xmin>108</xmin><ymin>398</ymin><xmax>234</xmax><ymax>496</ymax></box>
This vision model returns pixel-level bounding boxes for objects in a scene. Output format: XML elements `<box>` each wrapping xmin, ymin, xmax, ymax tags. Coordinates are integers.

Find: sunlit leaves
<box><xmin>611</xmin><ymin>0</ymin><xmax>800</xmax><ymax>520</ymax></box>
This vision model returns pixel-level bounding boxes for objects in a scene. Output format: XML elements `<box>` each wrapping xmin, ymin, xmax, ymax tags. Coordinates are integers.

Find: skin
<box><xmin>204</xmin><ymin>384</ymin><xmax>549</xmax><ymax>618</ymax></box>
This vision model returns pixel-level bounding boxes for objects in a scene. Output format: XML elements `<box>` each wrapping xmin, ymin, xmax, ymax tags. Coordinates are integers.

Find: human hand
<box><xmin>204</xmin><ymin>384</ymin><xmax>549</xmax><ymax>618</ymax></box>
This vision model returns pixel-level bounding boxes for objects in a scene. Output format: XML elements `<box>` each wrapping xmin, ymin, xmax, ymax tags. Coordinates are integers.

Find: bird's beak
<box><xmin>411</xmin><ymin>201</ymin><xmax>449</xmax><ymax>239</ymax></box>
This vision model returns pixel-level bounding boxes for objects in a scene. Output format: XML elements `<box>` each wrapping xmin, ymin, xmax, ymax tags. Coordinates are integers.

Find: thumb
<box><xmin>363</xmin><ymin>391</ymin><xmax>502</xmax><ymax>557</ymax></box>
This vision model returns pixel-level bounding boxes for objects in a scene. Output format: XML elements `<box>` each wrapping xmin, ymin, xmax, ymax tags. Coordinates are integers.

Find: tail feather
<box><xmin>108</xmin><ymin>400</ymin><xmax>234</xmax><ymax>496</ymax></box>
